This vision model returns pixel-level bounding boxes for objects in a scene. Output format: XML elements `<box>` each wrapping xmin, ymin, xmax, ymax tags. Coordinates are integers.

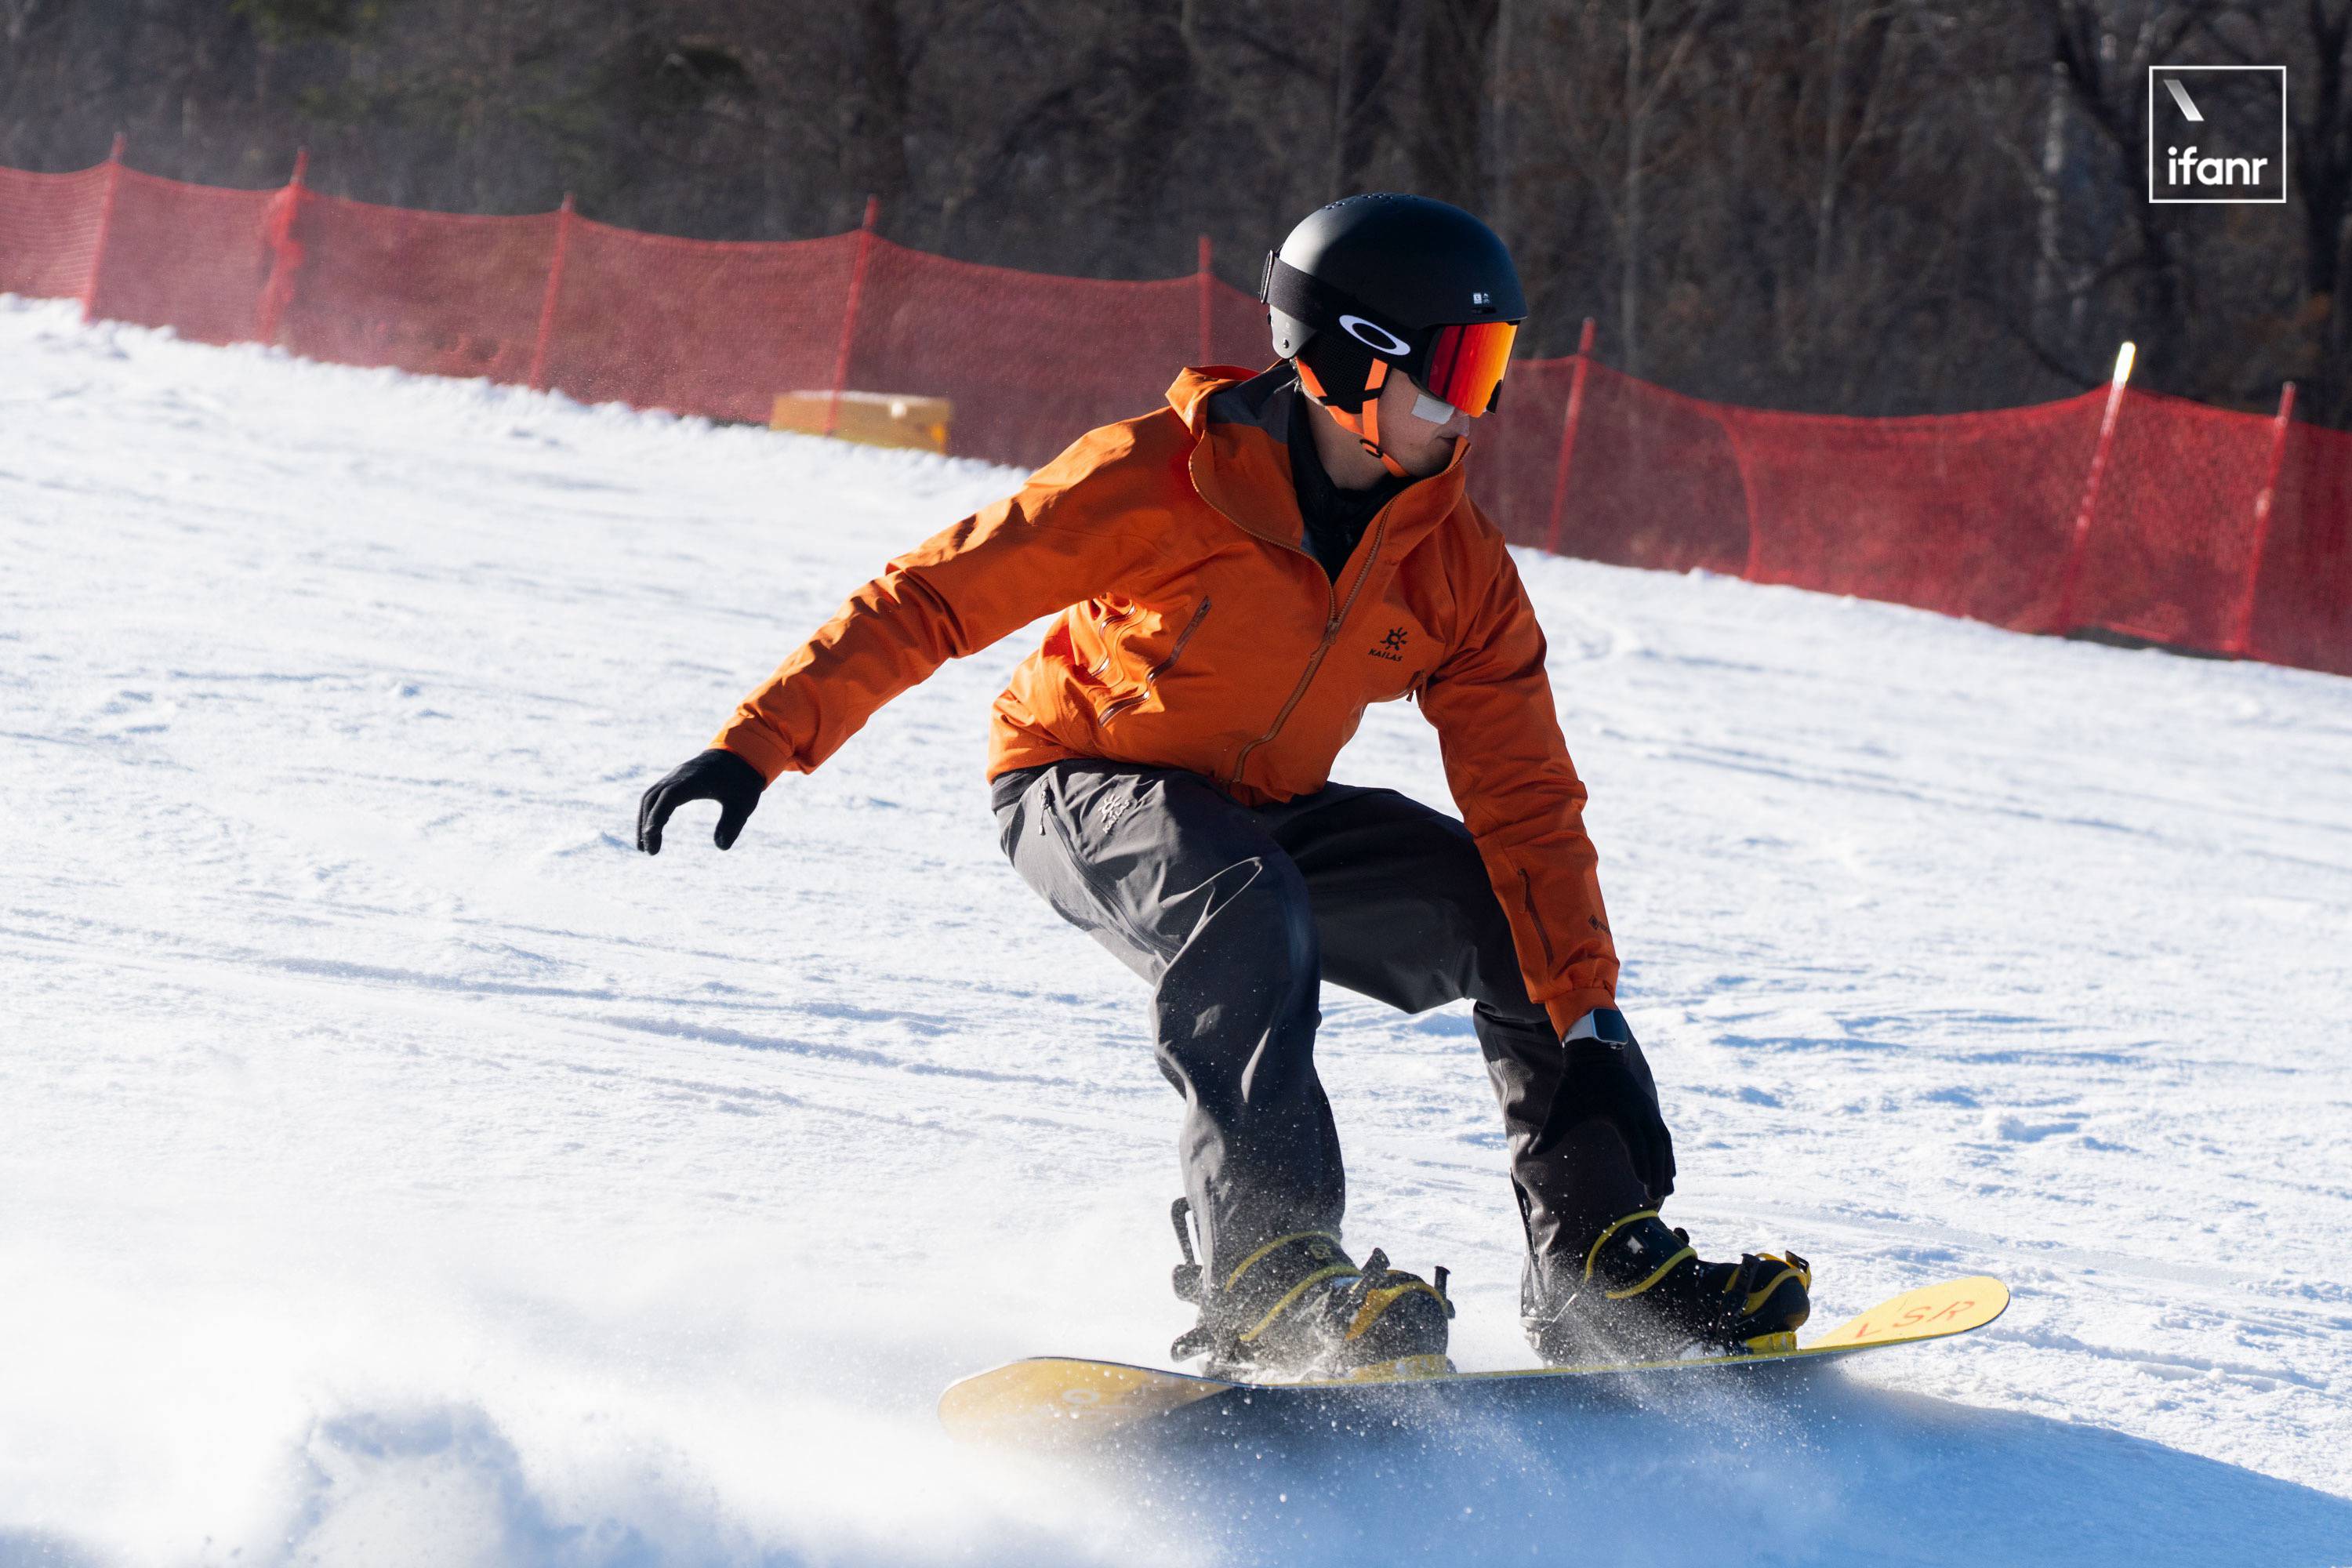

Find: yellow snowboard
<box><xmin>939</xmin><ymin>1274</ymin><xmax>2008</xmax><ymax>1448</ymax></box>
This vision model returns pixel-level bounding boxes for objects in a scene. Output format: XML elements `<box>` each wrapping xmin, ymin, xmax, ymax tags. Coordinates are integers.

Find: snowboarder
<box><xmin>637</xmin><ymin>194</ymin><xmax>1810</xmax><ymax>1381</ymax></box>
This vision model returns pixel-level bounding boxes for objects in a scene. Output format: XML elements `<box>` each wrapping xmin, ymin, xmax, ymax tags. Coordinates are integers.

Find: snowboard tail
<box><xmin>938</xmin><ymin>1274</ymin><xmax>2008</xmax><ymax>1447</ymax></box>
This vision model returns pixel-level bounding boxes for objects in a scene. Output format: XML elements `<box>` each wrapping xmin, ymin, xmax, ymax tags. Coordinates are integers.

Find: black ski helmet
<box><xmin>1260</xmin><ymin>194</ymin><xmax>1526</xmax><ymax>419</ymax></box>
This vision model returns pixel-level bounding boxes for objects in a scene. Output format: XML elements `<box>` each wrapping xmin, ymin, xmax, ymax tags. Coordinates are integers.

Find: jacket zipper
<box><xmin>1098</xmin><ymin>597</ymin><xmax>1214</xmax><ymax>723</ymax></box>
<box><xmin>1088</xmin><ymin>600</ymin><xmax>1140</xmax><ymax>677</ymax></box>
<box><xmin>1226</xmin><ymin>513</ymin><xmax>1391</xmax><ymax>786</ymax></box>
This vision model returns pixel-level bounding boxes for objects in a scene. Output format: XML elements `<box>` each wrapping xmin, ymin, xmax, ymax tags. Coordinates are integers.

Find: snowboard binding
<box><xmin>1166</xmin><ymin>1198</ymin><xmax>1454</xmax><ymax>1383</ymax></box>
<box><xmin>1523</xmin><ymin>1208</ymin><xmax>1812</xmax><ymax>1364</ymax></box>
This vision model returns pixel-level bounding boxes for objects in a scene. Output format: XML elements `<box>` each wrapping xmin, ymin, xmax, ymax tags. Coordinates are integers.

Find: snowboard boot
<box><xmin>1523</xmin><ymin>1208</ymin><xmax>1812</xmax><ymax>1363</ymax></box>
<box><xmin>1165</xmin><ymin>1199</ymin><xmax>1454</xmax><ymax>1382</ymax></box>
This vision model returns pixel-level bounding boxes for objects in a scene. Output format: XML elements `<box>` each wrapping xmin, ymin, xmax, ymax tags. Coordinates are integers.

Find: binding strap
<box><xmin>1224</xmin><ymin>1229</ymin><xmax>1362</xmax><ymax>1346</ymax></box>
<box><xmin>1581</xmin><ymin>1209</ymin><xmax>1698</xmax><ymax>1300</ymax></box>
<box><xmin>1224</xmin><ymin>1229</ymin><xmax>1344</xmax><ymax>1290</ymax></box>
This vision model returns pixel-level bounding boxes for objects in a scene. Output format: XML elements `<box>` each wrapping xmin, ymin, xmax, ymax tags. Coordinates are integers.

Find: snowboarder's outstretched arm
<box><xmin>636</xmin><ymin>426</ymin><xmax>1165</xmax><ymax>852</ymax></box>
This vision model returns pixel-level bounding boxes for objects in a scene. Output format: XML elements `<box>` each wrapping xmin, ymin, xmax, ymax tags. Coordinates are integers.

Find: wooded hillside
<box><xmin>2</xmin><ymin>1</ymin><xmax>2338</xmax><ymax>422</ymax></box>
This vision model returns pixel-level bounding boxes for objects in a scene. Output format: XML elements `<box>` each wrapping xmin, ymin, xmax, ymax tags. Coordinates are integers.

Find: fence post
<box><xmin>1197</xmin><ymin>234</ymin><xmax>1214</xmax><ymax>365</ymax></box>
<box><xmin>2053</xmin><ymin>339</ymin><xmax>2136</xmax><ymax>633</ymax></box>
<box><xmin>825</xmin><ymin>195</ymin><xmax>881</xmax><ymax>438</ymax></box>
<box><xmin>527</xmin><ymin>193</ymin><xmax>576</xmax><ymax>391</ymax></box>
<box><xmin>2227</xmin><ymin>380</ymin><xmax>2297</xmax><ymax>657</ymax></box>
<box><xmin>79</xmin><ymin>132</ymin><xmax>126</xmax><ymax>325</ymax></box>
<box><xmin>253</xmin><ymin>147</ymin><xmax>308</xmax><ymax>345</ymax></box>
<box><xmin>1730</xmin><ymin>418</ymin><xmax>1766</xmax><ymax>581</ymax></box>
<box><xmin>1543</xmin><ymin>316</ymin><xmax>1598</xmax><ymax>555</ymax></box>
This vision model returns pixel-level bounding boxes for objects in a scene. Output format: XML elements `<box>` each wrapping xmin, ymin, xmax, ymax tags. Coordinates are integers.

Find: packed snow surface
<box><xmin>4</xmin><ymin>295</ymin><xmax>2350</xmax><ymax>1566</ymax></box>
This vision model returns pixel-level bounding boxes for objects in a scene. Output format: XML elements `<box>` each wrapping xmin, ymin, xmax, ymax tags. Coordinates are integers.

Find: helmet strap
<box><xmin>1297</xmin><ymin>355</ymin><xmax>1413</xmax><ymax>481</ymax></box>
<box><xmin>1356</xmin><ymin>361</ymin><xmax>1413</xmax><ymax>479</ymax></box>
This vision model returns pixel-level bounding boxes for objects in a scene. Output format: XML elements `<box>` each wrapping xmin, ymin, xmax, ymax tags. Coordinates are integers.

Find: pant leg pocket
<box><xmin>996</xmin><ymin>764</ymin><xmax>1174</xmax><ymax>983</ymax></box>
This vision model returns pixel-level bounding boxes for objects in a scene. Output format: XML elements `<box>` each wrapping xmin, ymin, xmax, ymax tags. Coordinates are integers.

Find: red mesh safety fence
<box><xmin>1207</xmin><ymin>279</ymin><xmax>1276</xmax><ymax>379</ymax></box>
<box><xmin>276</xmin><ymin>191</ymin><xmax>557</xmax><ymax>385</ymax></box>
<box><xmin>2248</xmin><ymin>419</ymin><xmax>2352</xmax><ymax>677</ymax></box>
<box><xmin>1720</xmin><ymin>391</ymin><xmax>2104</xmax><ymax>630</ymax></box>
<box><xmin>1526</xmin><ymin>361</ymin><xmax>1751</xmax><ymax>574</ymax></box>
<box><xmin>0</xmin><ymin>163</ymin><xmax>109</xmax><ymax>302</ymax></box>
<box><xmin>2</xmin><ymin>149</ymin><xmax>2346</xmax><ymax>681</ymax></box>
<box><xmin>1458</xmin><ymin>354</ymin><xmax>1577</xmax><ymax>550</ymax></box>
<box><xmin>843</xmin><ymin>239</ymin><xmax>1267</xmax><ymax>468</ymax></box>
<box><xmin>85</xmin><ymin>169</ymin><xmax>278</xmax><ymax>346</ymax></box>
<box><xmin>2067</xmin><ymin>389</ymin><xmax>2279</xmax><ymax>652</ymax></box>
<box><xmin>543</xmin><ymin>221</ymin><xmax>857</xmax><ymax>423</ymax></box>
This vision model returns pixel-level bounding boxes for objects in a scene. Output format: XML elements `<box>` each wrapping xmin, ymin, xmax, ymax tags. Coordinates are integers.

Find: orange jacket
<box><xmin>714</xmin><ymin>366</ymin><xmax>1618</xmax><ymax>1031</ymax></box>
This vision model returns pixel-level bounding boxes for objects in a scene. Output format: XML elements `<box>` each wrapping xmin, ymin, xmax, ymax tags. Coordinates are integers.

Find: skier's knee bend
<box><xmin>1153</xmin><ymin>855</ymin><xmax>1322</xmax><ymax>1079</ymax></box>
<box><xmin>1410</xmin><ymin>826</ymin><xmax>1541</xmax><ymax>1018</ymax></box>
<box><xmin>1458</xmin><ymin>888</ymin><xmax>1549</xmax><ymax>1029</ymax></box>
<box><xmin>1468</xmin><ymin>910</ymin><xmax>1541</xmax><ymax>1014</ymax></box>
<box><xmin>1194</xmin><ymin>853</ymin><xmax>1319</xmax><ymax>989</ymax></box>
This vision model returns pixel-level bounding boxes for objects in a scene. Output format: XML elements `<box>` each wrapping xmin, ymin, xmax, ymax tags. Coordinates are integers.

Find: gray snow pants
<box><xmin>991</xmin><ymin>758</ymin><xmax>1654</xmax><ymax>1285</ymax></box>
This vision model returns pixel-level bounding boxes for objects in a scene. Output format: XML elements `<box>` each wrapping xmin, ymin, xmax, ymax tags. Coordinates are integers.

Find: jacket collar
<box><xmin>1168</xmin><ymin>365</ymin><xmax>1468</xmax><ymax>555</ymax></box>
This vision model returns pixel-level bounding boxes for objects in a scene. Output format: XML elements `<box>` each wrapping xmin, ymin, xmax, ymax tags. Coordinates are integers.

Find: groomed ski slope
<box><xmin>3</xmin><ymin>294</ymin><xmax>2350</xmax><ymax>1567</ymax></box>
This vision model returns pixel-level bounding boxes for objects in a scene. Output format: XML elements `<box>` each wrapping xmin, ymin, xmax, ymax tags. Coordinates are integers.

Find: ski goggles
<box><xmin>1417</xmin><ymin>318</ymin><xmax>1519</xmax><ymax>418</ymax></box>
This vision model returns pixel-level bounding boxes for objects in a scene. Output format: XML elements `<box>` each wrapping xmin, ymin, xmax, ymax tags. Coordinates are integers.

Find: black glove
<box><xmin>1555</xmin><ymin>1007</ymin><xmax>1676</xmax><ymax>1203</ymax></box>
<box><xmin>637</xmin><ymin>748</ymin><xmax>765</xmax><ymax>854</ymax></box>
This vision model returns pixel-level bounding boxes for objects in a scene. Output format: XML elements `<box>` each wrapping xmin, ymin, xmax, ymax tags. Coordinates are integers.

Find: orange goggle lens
<box><xmin>1422</xmin><ymin>319</ymin><xmax>1519</xmax><ymax>417</ymax></box>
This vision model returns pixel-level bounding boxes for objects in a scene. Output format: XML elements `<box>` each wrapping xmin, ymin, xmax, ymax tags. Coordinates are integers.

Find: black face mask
<box><xmin>1285</xmin><ymin>379</ymin><xmax>1406</xmax><ymax>583</ymax></box>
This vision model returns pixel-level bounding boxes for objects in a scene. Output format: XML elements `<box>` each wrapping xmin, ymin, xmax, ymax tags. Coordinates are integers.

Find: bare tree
<box><xmin>1613</xmin><ymin>0</ymin><xmax>1712</xmax><ymax>378</ymax></box>
<box><xmin>1414</xmin><ymin>0</ymin><xmax>1500</xmax><ymax>209</ymax></box>
<box><xmin>2283</xmin><ymin>0</ymin><xmax>2352</xmax><ymax>421</ymax></box>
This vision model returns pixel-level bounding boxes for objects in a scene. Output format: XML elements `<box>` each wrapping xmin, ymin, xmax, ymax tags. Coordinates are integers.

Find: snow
<box><xmin>3</xmin><ymin>293</ymin><xmax>2350</xmax><ymax>1566</ymax></box>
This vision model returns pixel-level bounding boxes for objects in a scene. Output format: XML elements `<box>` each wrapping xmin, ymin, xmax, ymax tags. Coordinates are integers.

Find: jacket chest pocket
<box><xmin>1098</xmin><ymin>597</ymin><xmax>1214</xmax><ymax>724</ymax></box>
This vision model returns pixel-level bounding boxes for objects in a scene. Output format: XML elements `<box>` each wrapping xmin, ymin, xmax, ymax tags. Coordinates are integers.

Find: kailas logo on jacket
<box><xmin>1370</xmin><ymin>626</ymin><xmax>1408</xmax><ymax>662</ymax></box>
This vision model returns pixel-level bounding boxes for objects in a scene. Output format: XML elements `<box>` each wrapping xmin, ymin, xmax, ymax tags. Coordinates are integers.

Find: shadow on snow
<box><xmin>1071</xmin><ymin>1359</ymin><xmax>2352</xmax><ymax>1567</ymax></box>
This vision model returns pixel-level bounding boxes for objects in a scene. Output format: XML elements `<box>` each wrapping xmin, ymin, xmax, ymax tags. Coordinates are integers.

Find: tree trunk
<box><xmin>1330</xmin><ymin>0</ymin><xmax>1400</xmax><ymax>198</ymax></box>
<box><xmin>1414</xmin><ymin>0</ymin><xmax>1499</xmax><ymax>209</ymax></box>
<box><xmin>2296</xmin><ymin>0</ymin><xmax>2352</xmax><ymax>421</ymax></box>
<box><xmin>1490</xmin><ymin>0</ymin><xmax>1514</xmax><ymax>236</ymax></box>
<box><xmin>855</xmin><ymin>0</ymin><xmax>912</xmax><ymax>209</ymax></box>
<box><xmin>1813</xmin><ymin>0</ymin><xmax>1851</xmax><ymax>315</ymax></box>
<box><xmin>2031</xmin><ymin>60</ymin><xmax>2071</xmax><ymax>348</ymax></box>
<box><xmin>1622</xmin><ymin>0</ymin><xmax>1644</xmax><ymax>378</ymax></box>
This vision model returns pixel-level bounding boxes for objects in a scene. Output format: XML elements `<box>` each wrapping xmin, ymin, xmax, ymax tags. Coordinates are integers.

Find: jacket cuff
<box><xmin>707</xmin><ymin>717</ymin><xmax>793</xmax><ymax>785</ymax></box>
<box><xmin>1544</xmin><ymin>990</ymin><xmax>1616</xmax><ymax>1039</ymax></box>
